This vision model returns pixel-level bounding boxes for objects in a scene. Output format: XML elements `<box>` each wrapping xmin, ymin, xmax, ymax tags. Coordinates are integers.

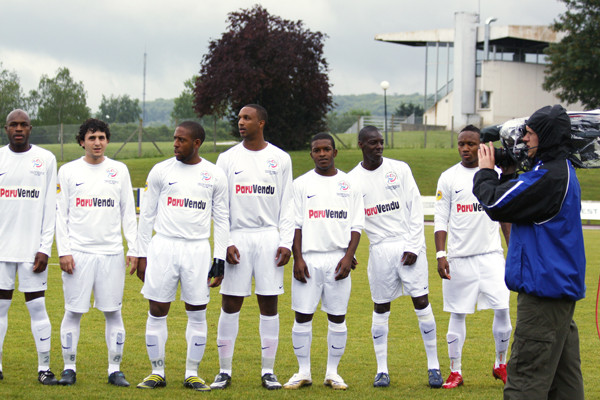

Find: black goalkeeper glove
<box><xmin>208</xmin><ymin>258</ymin><xmax>225</xmax><ymax>279</ymax></box>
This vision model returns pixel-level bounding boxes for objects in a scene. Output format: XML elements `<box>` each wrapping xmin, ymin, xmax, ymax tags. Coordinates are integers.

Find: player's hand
<box><xmin>478</xmin><ymin>142</ymin><xmax>496</xmax><ymax>170</ymax></box>
<box><xmin>226</xmin><ymin>245</ymin><xmax>240</xmax><ymax>265</ymax></box>
<box><xmin>335</xmin><ymin>255</ymin><xmax>353</xmax><ymax>281</ymax></box>
<box><xmin>437</xmin><ymin>257</ymin><xmax>451</xmax><ymax>280</ymax></box>
<box><xmin>136</xmin><ymin>257</ymin><xmax>147</xmax><ymax>282</ymax></box>
<box><xmin>276</xmin><ymin>247</ymin><xmax>291</xmax><ymax>266</ymax></box>
<box><xmin>208</xmin><ymin>258</ymin><xmax>225</xmax><ymax>288</ymax></box>
<box><xmin>59</xmin><ymin>255</ymin><xmax>75</xmax><ymax>274</ymax></box>
<box><xmin>351</xmin><ymin>257</ymin><xmax>358</xmax><ymax>270</ymax></box>
<box><xmin>293</xmin><ymin>258</ymin><xmax>310</xmax><ymax>283</ymax></box>
<box><xmin>33</xmin><ymin>252</ymin><xmax>49</xmax><ymax>273</ymax></box>
<box><xmin>401</xmin><ymin>251</ymin><xmax>417</xmax><ymax>266</ymax></box>
<box><xmin>126</xmin><ymin>256</ymin><xmax>137</xmax><ymax>275</ymax></box>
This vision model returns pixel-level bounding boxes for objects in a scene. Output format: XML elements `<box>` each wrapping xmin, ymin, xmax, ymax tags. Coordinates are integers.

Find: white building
<box><xmin>375</xmin><ymin>12</ymin><xmax>582</xmax><ymax>130</ymax></box>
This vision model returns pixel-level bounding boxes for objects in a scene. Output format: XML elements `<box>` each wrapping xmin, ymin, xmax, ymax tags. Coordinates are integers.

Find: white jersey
<box><xmin>434</xmin><ymin>162</ymin><xmax>503</xmax><ymax>257</ymax></box>
<box><xmin>293</xmin><ymin>169</ymin><xmax>364</xmax><ymax>253</ymax></box>
<box><xmin>56</xmin><ymin>157</ymin><xmax>138</xmax><ymax>256</ymax></box>
<box><xmin>137</xmin><ymin>157</ymin><xmax>229</xmax><ymax>259</ymax></box>
<box><xmin>0</xmin><ymin>145</ymin><xmax>56</xmax><ymax>262</ymax></box>
<box><xmin>216</xmin><ymin>142</ymin><xmax>294</xmax><ymax>249</ymax></box>
<box><xmin>349</xmin><ymin>157</ymin><xmax>425</xmax><ymax>252</ymax></box>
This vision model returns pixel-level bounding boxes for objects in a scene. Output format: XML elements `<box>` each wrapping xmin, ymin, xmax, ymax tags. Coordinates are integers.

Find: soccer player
<box><xmin>283</xmin><ymin>133</ymin><xmax>364</xmax><ymax>391</ymax></box>
<box><xmin>0</xmin><ymin>109</ymin><xmax>57</xmax><ymax>384</ymax></box>
<box><xmin>134</xmin><ymin>121</ymin><xmax>229</xmax><ymax>391</ymax></box>
<box><xmin>434</xmin><ymin>125</ymin><xmax>512</xmax><ymax>389</ymax></box>
<box><xmin>211</xmin><ymin>104</ymin><xmax>294</xmax><ymax>390</ymax></box>
<box><xmin>348</xmin><ymin>125</ymin><xmax>442</xmax><ymax>388</ymax></box>
<box><xmin>55</xmin><ymin>118</ymin><xmax>138</xmax><ymax>387</ymax></box>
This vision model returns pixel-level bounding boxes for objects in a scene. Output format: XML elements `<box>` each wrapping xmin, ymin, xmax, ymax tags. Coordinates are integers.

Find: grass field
<box><xmin>2</xmin><ymin>141</ymin><xmax>599</xmax><ymax>399</ymax></box>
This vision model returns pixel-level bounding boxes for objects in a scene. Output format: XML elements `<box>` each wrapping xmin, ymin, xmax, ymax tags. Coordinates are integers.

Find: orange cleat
<box><xmin>442</xmin><ymin>371</ymin><xmax>463</xmax><ymax>389</ymax></box>
<box><xmin>493</xmin><ymin>364</ymin><xmax>507</xmax><ymax>384</ymax></box>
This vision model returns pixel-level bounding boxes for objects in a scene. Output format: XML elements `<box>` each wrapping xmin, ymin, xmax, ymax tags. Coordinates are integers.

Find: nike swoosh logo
<box><xmin>0</xmin><ymin>172</ymin><xmax>6</xmax><ymax>176</ymax></box>
<box><xmin>234</xmin><ymin>171</ymin><xmax>243</xmax><ymax>174</ymax></box>
<box><xmin>40</xmin><ymin>337</ymin><xmax>50</xmax><ymax>341</ymax></box>
<box><xmin>217</xmin><ymin>344</ymin><xmax>226</xmax><ymax>348</ymax></box>
<box><xmin>447</xmin><ymin>338</ymin><xmax>458</xmax><ymax>344</ymax></box>
<box><xmin>455</xmin><ymin>189</ymin><xmax>463</xmax><ymax>193</ymax></box>
<box><xmin>331</xmin><ymin>345</ymin><xmax>344</xmax><ymax>350</ymax></box>
<box><xmin>501</xmin><ymin>339</ymin><xmax>509</xmax><ymax>342</ymax></box>
<box><xmin>194</xmin><ymin>343</ymin><xmax>206</xmax><ymax>347</ymax></box>
<box><xmin>293</xmin><ymin>345</ymin><xmax>304</xmax><ymax>350</ymax></box>
<box><xmin>76</xmin><ymin>182</ymin><xmax>84</xmax><ymax>186</ymax></box>
<box><xmin>169</xmin><ymin>182</ymin><xmax>177</xmax><ymax>185</ymax></box>
<box><xmin>147</xmin><ymin>344</ymin><xmax>157</xmax><ymax>347</ymax></box>
<box><xmin>61</xmin><ymin>346</ymin><xmax>70</xmax><ymax>349</ymax></box>
<box><xmin>307</xmin><ymin>195</ymin><xmax>316</xmax><ymax>198</ymax></box>
<box><xmin>261</xmin><ymin>346</ymin><xmax>269</xmax><ymax>350</ymax></box>
<box><xmin>373</xmin><ymin>334</ymin><xmax>383</xmax><ymax>339</ymax></box>
<box><xmin>116</xmin><ymin>341</ymin><xmax>125</xmax><ymax>345</ymax></box>
<box><xmin>424</xmin><ymin>329</ymin><xmax>434</xmax><ymax>334</ymax></box>
<box><xmin>278</xmin><ymin>285</ymin><xmax>283</xmax><ymax>289</ymax></box>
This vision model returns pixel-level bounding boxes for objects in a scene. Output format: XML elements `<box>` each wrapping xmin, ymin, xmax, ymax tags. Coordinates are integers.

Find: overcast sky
<box><xmin>1</xmin><ymin>0</ymin><xmax>567</xmax><ymax>112</ymax></box>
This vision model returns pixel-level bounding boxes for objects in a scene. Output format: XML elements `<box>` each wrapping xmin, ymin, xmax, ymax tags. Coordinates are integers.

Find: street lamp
<box><xmin>380</xmin><ymin>81</ymin><xmax>390</xmax><ymax>146</ymax></box>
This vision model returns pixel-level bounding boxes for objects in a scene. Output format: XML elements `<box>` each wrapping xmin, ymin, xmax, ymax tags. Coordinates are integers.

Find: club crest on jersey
<box><xmin>337</xmin><ymin>180</ymin><xmax>350</xmax><ymax>197</ymax></box>
<box><xmin>201</xmin><ymin>171</ymin><xmax>211</xmax><ymax>181</ymax></box>
<box><xmin>29</xmin><ymin>158</ymin><xmax>45</xmax><ymax>176</ymax></box>
<box><xmin>436</xmin><ymin>190</ymin><xmax>442</xmax><ymax>201</ymax></box>
<box><xmin>264</xmin><ymin>158</ymin><xmax>278</xmax><ymax>175</ymax></box>
<box><xmin>385</xmin><ymin>171</ymin><xmax>399</xmax><ymax>190</ymax></box>
<box><xmin>104</xmin><ymin>168</ymin><xmax>118</xmax><ymax>184</ymax></box>
<box><xmin>32</xmin><ymin>158</ymin><xmax>43</xmax><ymax>168</ymax></box>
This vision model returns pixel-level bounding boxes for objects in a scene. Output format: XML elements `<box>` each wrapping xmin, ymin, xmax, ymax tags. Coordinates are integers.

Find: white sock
<box><xmin>26</xmin><ymin>297</ymin><xmax>52</xmax><ymax>371</ymax></box>
<box><xmin>216</xmin><ymin>309</ymin><xmax>239</xmax><ymax>375</ymax></box>
<box><xmin>415</xmin><ymin>304</ymin><xmax>440</xmax><ymax>370</ymax></box>
<box><xmin>104</xmin><ymin>310</ymin><xmax>125</xmax><ymax>375</ymax></box>
<box><xmin>372</xmin><ymin>311</ymin><xmax>389</xmax><ymax>374</ymax></box>
<box><xmin>185</xmin><ymin>309</ymin><xmax>207</xmax><ymax>379</ymax></box>
<box><xmin>60</xmin><ymin>310</ymin><xmax>82</xmax><ymax>372</ymax></box>
<box><xmin>326</xmin><ymin>320</ymin><xmax>347</xmax><ymax>376</ymax></box>
<box><xmin>0</xmin><ymin>299</ymin><xmax>11</xmax><ymax>372</ymax></box>
<box><xmin>146</xmin><ymin>313</ymin><xmax>168</xmax><ymax>376</ymax></box>
<box><xmin>259</xmin><ymin>314</ymin><xmax>279</xmax><ymax>376</ymax></box>
<box><xmin>447</xmin><ymin>313</ymin><xmax>466</xmax><ymax>373</ymax></box>
<box><xmin>292</xmin><ymin>320</ymin><xmax>312</xmax><ymax>376</ymax></box>
<box><xmin>492</xmin><ymin>308</ymin><xmax>512</xmax><ymax>367</ymax></box>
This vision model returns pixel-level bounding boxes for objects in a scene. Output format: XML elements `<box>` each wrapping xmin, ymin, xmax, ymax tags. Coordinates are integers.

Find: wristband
<box><xmin>436</xmin><ymin>250</ymin><xmax>447</xmax><ymax>259</ymax></box>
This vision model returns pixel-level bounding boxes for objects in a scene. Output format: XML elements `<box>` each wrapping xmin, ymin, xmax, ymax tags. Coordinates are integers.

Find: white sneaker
<box><xmin>324</xmin><ymin>373</ymin><xmax>348</xmax><ymax>390</ymax></box>
<box><xmin>283</xmin><ymin>372</ymin><xmax>312</xmax><ymax>389</ymax></box>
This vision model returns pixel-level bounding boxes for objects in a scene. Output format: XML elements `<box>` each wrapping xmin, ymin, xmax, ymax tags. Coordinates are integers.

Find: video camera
<box><xmin>480</xmin><ymin>111</ymin><xmax>600</xmax><ymax>171</ymax></box>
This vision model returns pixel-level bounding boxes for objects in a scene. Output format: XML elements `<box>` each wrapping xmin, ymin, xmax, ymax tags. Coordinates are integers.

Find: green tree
<box><xmin>96</xmin><ymin>94</ymin><xmax>141</xmax><ymax>123</ymax></box>
<box><xmin>0</xmin><ymin>63</ymin><xmax>24</xmax><ymax>119</ymax></box>
<box><xmin>543</xmin><ymin>0</ymin><xmax>600</xmax><ymax>109</ymax></box>
<box><xmin>195</xmin><ymin>4</ymin><xmax>332</xmax><ymax>150</ymax></box>
<box><xmin>32</xmin><ymin>67</ymin><xmax>90</xmax><ymax>125</ymax></box>
<box><xmin>394</xmin><ymin>102</ymin><xmax>424</xmax><ymax>118</ymax></box>
<box><xmin>171</xmin><ymin>76</ymin><xmax>199</xmax><ymax>124</ymax></box>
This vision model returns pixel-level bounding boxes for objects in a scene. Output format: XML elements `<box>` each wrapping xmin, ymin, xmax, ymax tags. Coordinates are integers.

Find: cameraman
<box><xmin>473</xmin><ymin>104</ymin><xmax>586</xmax><ymax>400</ymax></box>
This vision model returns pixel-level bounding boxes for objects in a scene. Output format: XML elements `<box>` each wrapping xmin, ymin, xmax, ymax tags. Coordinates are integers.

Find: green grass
<box><xmin>4</xmin><ymin>229</ymin><xmax>600</xmax><ymax>399</ymax></box>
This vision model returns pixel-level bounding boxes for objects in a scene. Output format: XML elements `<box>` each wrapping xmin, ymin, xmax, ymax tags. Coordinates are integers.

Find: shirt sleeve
<box><xmin>55</xmin><ymin>165</ymin><xmax>71</xmax><ymax>257</ymax></box>
<box><xmin>277</xmin><ymin>155</ymin><xmax>295</xmax><ymax>250</ymax></box>
<box><xmin>293</xmin><ymin>178</ymin><xmax>303</xmax><ymax>230</ymax></box>
<box><xmin>402</xmin><ymin>165</ymin><xmax>425</xmax><ymax>254</ymax></box>
<box><xmin>211</xmin><ymin>169</ymin><xmax>230</xmax><ymax>260</ymax></box>
<box><xmin>40</xmin><ymin>155</ymin><xmax>57</xmax><ymax>257</ymax></box>
<box><xmin>120</xmin><ymin>166</ymin><xmax>138</xmax><ymax>257</ymax></box>
<box><xmin>350</xmin><ymin>179</ymin><xmax>365</xmax><ymax>233</ymax></box>
<box><xmin>433</xmin><ymin>172</ymin><xmax>450</xmax><ymax>233</ymax></box>
<box><xmin>136</xmin><ymin>166</ymin><xmax>161</xmax><ymax>257</ymax></box>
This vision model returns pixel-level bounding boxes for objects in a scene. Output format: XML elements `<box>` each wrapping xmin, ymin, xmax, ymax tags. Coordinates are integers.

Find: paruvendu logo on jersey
<box><xmin>337</xmin><ymin>180</ymin><xmax>350</xmax><ymax>197</ymax></box>
<box><xmin>385</xmin><ymin>171</ymin><xmax>399</xmax><ymax>190</ymax></box>
<box><xmin>166</xmin><ymin>196</ymin><xmax>207</xmax><ymax>210</ymax></box>
<box><xmin>235</xmin><ymin>183</ymin><xmax>275</xmax><ymax>195</ymax></box>
<box><xmin>0</xmin><ymin>186</ymin><xmax>40</xmax><ymax>199</ymax></box>
<box><xmin>456</xmin><ymin>202</ymin><xmax>485</xmax><ymax>213</ymax></box>
<box><xmin>75</xmin><ymin>197</ymin><xmax>115</xmax><ymax>207</ymax></box>
<box><xmin>308</xmin><ymin>209</ymin><xmax>348</xmax><ymax>219</ymax></box>
<box><xmin>264</xmin><ymin>158</ymin><xmax>278</xmax><ymax>175</ymax></box>
<box><xmin>364</xmin><ymin>200</ymin><xmax>400</xmax><ymax>216</ymax></box>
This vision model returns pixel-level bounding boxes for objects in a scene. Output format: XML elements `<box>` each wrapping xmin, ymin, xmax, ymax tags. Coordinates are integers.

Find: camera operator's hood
<box><xmin>526</xmin><ymin>105</ymin><xmax>572</xmax><ymax>162</ymax></box>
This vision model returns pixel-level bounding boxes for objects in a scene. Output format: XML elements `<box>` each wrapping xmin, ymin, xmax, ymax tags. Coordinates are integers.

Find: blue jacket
<box><xmin>473</xmin><ymin>159</ymin><xmax>586</xmax><ymax>300</ymax></box>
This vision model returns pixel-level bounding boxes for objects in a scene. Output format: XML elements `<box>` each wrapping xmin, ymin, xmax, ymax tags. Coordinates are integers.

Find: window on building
<box><xmin>480</xmin><ymin>91</ymin><xmax>491</xmax><ymax>109</ymax></box>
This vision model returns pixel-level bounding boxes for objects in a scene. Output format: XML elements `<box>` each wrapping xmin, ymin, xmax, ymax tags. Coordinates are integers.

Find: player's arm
<box><xmin>402</xmin><ymin>166</ymin><xmax>426</xmax><ymax>255</ymax></box>
<box><xmin>55</xmin><ymin>165</ymin><xmax>74</xmax><ymax>274</ymax></box>
<box><xmin>35</xmin><ymin>156</ymin><xmax>57</xmax><ymax>273</ymax></box>
<box><xmin>209</xmin><ymin>170</ymin><xmax>229</xmax><ymax>287</ymax></box>
<box><xmin>276</xmin><ymin>155</ymin><xmax>294</xmax><ymax>266</ymax></box>
<box><xmin>133</xmin><ymin>167</ymin><xmax>160</xmax><ymax>279</ymax></box>
<box><xmin>500</xmin><ymin>222</ymin><xmax>511</xmax><ymax>246</ymax></box>
<box><xmin>335</xmin><ymin>231</ymin><xmax>361</xmax><ymax>281</ymax></box>
<box><xmin>292</xmin><ymin>228</ymin><xmax>310</xmax><ymax>283</ymax></box>
<box><xmin>433</xmin><ymin>173</ymin><xmax>451</xmax><ymax>279</ymax></box>
<box><xmin>434</xmin><ymin>230</ymin><xmax>450</xmax><ymax>279</ymax></box>
<box><xmin>120</xmin><ymin>166</ymin><xmax>138</xmax><ymax>268</ymax></box>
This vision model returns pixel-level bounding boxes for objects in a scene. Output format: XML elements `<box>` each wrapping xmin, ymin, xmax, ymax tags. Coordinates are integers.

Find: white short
<box><xmin>220</xmin><ymin>229</ymin><xmax>284</xmax><ymax>297</ymax></box>
<box><xmin>291</xmin><ymin>250</ymin><xmax>351</xmax><ymax>316</ymax></box>
<box><xmin>367</xmin><ymin>240</ymin><xmax>429</xmax><ymax>303</ymax></box>
<box><xmin>443</xmin><ymin>251</ymin><xmax>510</xmax><ymax>314</ymax></box>
<box><xmin>62</xmin><ymin>251</ymin><xmax>125</xmax><ymax>313</ymax></box>
<box><xmin>0</xmin><ymin>261</ymin><xmax>48</xmax><ymax>292</ymax></box>
<box><xmin>141</xmin><ymin>234</ymin><xmax>211</xmax><ymax>305</ymax></box>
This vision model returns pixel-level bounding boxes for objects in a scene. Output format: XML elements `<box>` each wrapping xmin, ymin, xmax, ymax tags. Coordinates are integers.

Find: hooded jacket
<box><xmin>473</xmin><ymin>105</ymin><xmax>586</xmax><ymax>300</ymax></box>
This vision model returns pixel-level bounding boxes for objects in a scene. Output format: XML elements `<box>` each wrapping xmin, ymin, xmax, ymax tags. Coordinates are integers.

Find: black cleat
<box><xmin>261</xmin><ymin>373</ymin><xmax>282</xmax><ymax>390</ymax></box>
<box><xmin>58</xmin><ymin>369</ymin><xmax>76</xmax><ymax>386</ymax></box>
<box><xmin>137</xmin><ymin>374</ymin><xmax>166</xmax><ymax>389</ymax></box>
<box><xmin>183</xmin><ymin>376</ymin><xmax>211</xmax><ymax>391</ymax></box>
<box><xmin>210</xmin><ymin>372</ymin><xmax>231</xmax><ymax>389</ymax></box>
<box><xmin>373</xmin><ymin>372</ymin><xmax>390</xmax><ymax>387</ymax></box>
<box><xmin>39</xmin><ymin>369</ymin><xmax>59</xmax><ymax>385</ymax></box>
<box><xmin>108</xmin><ymin>371</ymin><xmax>130</xmax><ymax>387</ymax></box>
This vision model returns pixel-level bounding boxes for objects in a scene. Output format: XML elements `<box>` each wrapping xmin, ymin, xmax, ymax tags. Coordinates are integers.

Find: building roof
<box><xmin>375</xmin><ymin>25</ymin><xmax>565</xmax><ymax>54</ymax></box>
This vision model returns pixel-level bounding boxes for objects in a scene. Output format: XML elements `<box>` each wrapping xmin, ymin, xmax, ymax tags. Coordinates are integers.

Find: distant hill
<box><xmin>142</xmin><ymin>93</ymin><xmax>425</xmax><ymax>126</ymax></box>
